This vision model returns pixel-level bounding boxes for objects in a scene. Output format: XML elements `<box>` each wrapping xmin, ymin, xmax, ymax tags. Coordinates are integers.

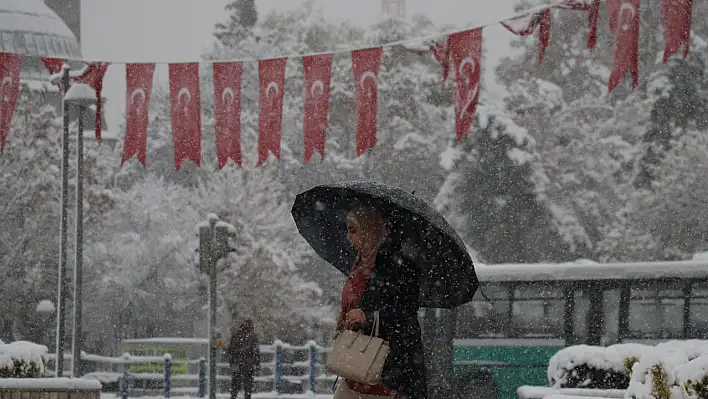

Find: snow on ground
<box><xmin>0</xmin><ymin>378</ymin><xmax>101</xmax><ymax>390</ymax></box>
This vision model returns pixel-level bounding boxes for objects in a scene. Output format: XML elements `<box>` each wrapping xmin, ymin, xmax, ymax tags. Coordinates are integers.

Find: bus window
<box><xmin>602</xmin><ymin>289</ymin><xmax>620</xmax><ymax>344</ymax></box>
<box><xmin>511</xmin><ymin>283</ymin><xmax>564</xmax><ymax>338</ymax></box>
<box><xmin>628</xmin><ymin>282</ymin><xmax>684</xmax><ymax>339</ymax></box>
<box><xmin>688</xmin><ymin>285</ymin><xmax>708</xmax><ymax>338</ymax></box>
<box><xmin>572</xmin><ymin>289</ymin><xmax>590</xmax><ymax>343</ymax></box>
<box><xmin>457</xmin><ymin>284</ymin><xmax>510</xmax><ymax>338</ymax></box>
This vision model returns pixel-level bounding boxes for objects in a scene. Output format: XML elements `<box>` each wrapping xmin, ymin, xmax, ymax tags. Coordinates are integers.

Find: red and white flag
<box><xmin>449</xmin><ymin>29</ymin><xmax>483</xmax><ymax>142</ymax></box>
<box><xmin>168</xmin><ymin>63</ymin><xmax>202</xmax><ymax>170</ymax></box>
<box><xmin>352</xmin><ymin>48</ymin><xmax>382</xmax><ymax>156</ymax></box>
<box><xmin>213</xmin><ymin>62</ymin><xmax>243</xmax><ymax>169</ymax></box>
<box><xmin>662</xmin><ymin>0</ymin><xmax>693</xmax><ymax>62</ymax></box>
<box><xmin>73</xmin><ymin>62</ymin><xmax>109</xmax><ymax>142</ymax></box>
<box><xmin>122</xmin><ymin>63</ymin><xmax>155</xmax><ymax>167</ymax></box>
<box><xmin>257</xmin><ymin>58</ymin><xmax>287</xmax><ymax>166</ymax></box>
<box><xmin>502</xmin><ymin>9</ymin><xmax>551</xmax><ymax>62</ymax></box>
<box><xmin>302</xmin><ymin>54</ymin><xmax>333</xmax><ymax>163</ymax></box>
<box><xmin>608</xmin><ymin>0</ymin><xmax>640</xmax><ymax>92</ymax></box>
<box><xmin>41</xmin><ymin>57</ymin><xmax>65</xmax><ymax>88</ymax></box>
<box><xmin>0</xmin><ymin>53</ymin><xmax>22</xmax><ymax>152</ymax></box>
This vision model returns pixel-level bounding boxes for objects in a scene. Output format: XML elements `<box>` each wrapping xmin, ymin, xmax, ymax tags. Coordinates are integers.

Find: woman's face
<box><xmin>346</xmin><ymin>218</ymin><xmax>364</xmax><ymax>250</ymax></box>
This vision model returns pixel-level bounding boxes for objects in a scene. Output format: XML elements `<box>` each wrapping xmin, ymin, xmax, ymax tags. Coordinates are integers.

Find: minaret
<box><xmin>381</xmin><ymin>0</ymin><xmax>406</xmax><ymax>19</ymax></box>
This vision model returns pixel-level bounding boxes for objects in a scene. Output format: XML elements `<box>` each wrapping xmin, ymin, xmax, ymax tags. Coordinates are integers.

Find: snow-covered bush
<box><xmin>678</xmin><ymin>355</ymin><xmax>708</xmax><ymax>399</ymax></box>
<box><xmin>0</xmin><ymin>341</ymin><xmax>47</xmax><ymax>378</ymax></box>
<box><xmin>549</xmin><ymin>344</ymin><xmax>650</xmax><ymax>389</ymax></box>
<box><xmin>625</xmin><ymin>350</ymin><xmax>688</xmax><ymax>399</ymax></box>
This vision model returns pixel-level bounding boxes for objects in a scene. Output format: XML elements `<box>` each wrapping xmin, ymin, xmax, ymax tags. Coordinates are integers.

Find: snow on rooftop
<box><xmin>0</xmin><ymin>0</ymin><xmax>78</xmax><ymax>44</ymax></box>
<box><xmin>35</xmin><ymin>299</ymin><xmax>55</xmax><ymax>314</ymax></box>
<box><xmin>477</xmin><ymin>259</ymin><xmax>708</xmax><ymax>282</ymax></box>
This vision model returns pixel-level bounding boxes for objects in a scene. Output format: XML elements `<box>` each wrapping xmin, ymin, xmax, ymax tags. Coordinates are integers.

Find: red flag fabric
<box><xmin>607</xmin><ymin>0</ymin><xmax>640</xmax><ymax>92</ymax></box>
<box><xmin>72</xmin><ymin>63</ymin><xmax>109</xmax><ymax>142</ymax></box>
<box><xmin>352</xmin><ymin>48</ymin><xmax>382</xmax><ymax>156</ymax></box>
<box><xmin>213</xmin><ymin>62</ymin><xmax>243</xmax><ymax>169</ymax></box>
<box><xmin>257</xmin><ymin>58</ymin><xmax>287</xmax><ymax>166</ymax></box>
<box><xmin>122</xmin><ymin>63</ymin><xmax>156</xmax><ymax>167</ymax></box>
<box><xmin>502</xmin><ymin>9</ymin><xmax>551</xmax><ymax>62</ymax></box>
<box><xmin>449</xmin><ymin>29</ymin><xmax>483</xmax><ymax>142</ymax></box>
<box><xmin>302</xmin><ymin>54</ymin><xmax>333</xmax><ymax>163</ymax></box>
<box><xmin>41</xmin><ymin>57</ymin><xmax>65</xmax><ymax>88</ymax></box>
<box><xmin>559</xmin><ymin>0</ymin><xmax>600</xmax><ymax>49</ymax></box>
<box><xmin>662</xmin><ymin>0</ymin><xmax>692</xmax><ymax>62</ymax></box>
<box><xmin>432</xmin><ymin>39</ymin><xmax>451</xmax><ymax>83</ymax></box>
<box><xmin>0</xmin><ymin>53</ymin><xmax>22</xmax><ymax>152</ymax></box>
<box><xmin>168</xmin><ymin>63</ymin><xmax>202</xmax><ymax>170</ymax></box>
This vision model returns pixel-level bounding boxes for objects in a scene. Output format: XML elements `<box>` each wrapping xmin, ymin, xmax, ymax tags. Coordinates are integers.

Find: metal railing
<box><xmin>45</xmin><ymin>340</ymin><xmax>337</xmax><ymax>397</ymax></box>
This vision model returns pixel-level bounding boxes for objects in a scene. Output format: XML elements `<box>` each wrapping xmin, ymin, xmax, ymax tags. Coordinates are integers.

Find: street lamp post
<box><xmin>63</xmin><ymin>81</ymin><xmax>97</xmax><ymax>378</ymax></box>
<box><xmin>197</xmin><ymin>214</ymin><xmax>235</xmax><ymax>399</ymax></box>
<box><xmin>54</xmin><ymin>65</ymin><xmax>71</xmax><ymax>378</ymax></box>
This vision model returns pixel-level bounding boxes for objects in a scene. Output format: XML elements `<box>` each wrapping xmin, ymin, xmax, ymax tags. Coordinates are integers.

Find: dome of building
<box><xmin>0</xmin><ymin>0</ymin><xmax>81</xmax><ymax>82</ymax></box>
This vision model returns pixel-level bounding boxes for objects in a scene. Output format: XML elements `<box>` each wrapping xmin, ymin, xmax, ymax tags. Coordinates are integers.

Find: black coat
<box><xmin>356</xmin><ymin>247</ymin><xmax>428</xmax><ymax>399</ymax></box>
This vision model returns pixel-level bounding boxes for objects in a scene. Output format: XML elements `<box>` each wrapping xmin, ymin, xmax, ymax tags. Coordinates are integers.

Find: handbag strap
<box><xmin>370</xmin><ymin>311</ymin><xmax>380</xmax><ymax>338</ymax></box>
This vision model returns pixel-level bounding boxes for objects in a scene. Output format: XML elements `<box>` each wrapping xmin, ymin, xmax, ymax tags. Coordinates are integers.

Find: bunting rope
<box><xmin>44</xmin><ymin>2</ymin><xmax>565</xmax><ymax>65</ymax></box>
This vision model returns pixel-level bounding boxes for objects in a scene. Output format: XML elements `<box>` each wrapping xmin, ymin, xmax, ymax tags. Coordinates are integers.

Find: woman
<box><xmin>228</xmin><ymin>319</ymin><xmax>259</xmax><ymax>399</ymax></box>
<box><xmin>335</xmin><ymin>204</ymin><xmax>427</xmax><ymax>399</ymax></box>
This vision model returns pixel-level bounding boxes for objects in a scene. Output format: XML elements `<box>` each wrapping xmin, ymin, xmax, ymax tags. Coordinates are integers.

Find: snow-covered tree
<box><xmin>83</xmin><ymin>175</ymin><xmax>200</xmax><ymax>354</ymax></box>
<box><xmin>435</xmin><ymin>105</ymin><xmax>589</xmax><ymax>263</ymax></box>
<box><xmin>195</xmin><ymin>164</ymin><xmax>334</xmax><ymax>341</ymax></box>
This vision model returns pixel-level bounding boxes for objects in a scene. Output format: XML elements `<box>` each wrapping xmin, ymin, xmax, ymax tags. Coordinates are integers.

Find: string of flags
<box><xmin>0</xmin><ymin>0</ymin><xmax>695</xmax><ymax>169</ymax></box>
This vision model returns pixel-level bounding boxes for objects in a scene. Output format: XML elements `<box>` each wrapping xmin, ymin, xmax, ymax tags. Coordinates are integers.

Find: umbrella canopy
<box><xmin>291</xmin><ymin>181</ymin><xmax>478</xmax><ymax>308</ymax></box>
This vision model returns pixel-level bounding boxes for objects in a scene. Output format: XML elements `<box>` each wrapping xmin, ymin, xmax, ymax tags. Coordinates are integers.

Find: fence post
<box><xmin>309</xmin><ymin>341</ymin><xmax>317</xmax><ymax>393</ymax></box>
<box><xmin>164</xmin><ymin>353</ymin><xmax>172</xmax><ymax>398</ymax></box>
<box><xmin>198</xmin><ymin>357</ymin><xmax>207</xmax><ymax>397</ymax></box>
<box><xmin>121</xmin><ymin>358</ymin><xmax>129</xmax><ymax>399</ymax></box>
<box><xmin>274</xmin><ymin>341</ymin><xmax>283</xmax><ymax>394</ymax></box>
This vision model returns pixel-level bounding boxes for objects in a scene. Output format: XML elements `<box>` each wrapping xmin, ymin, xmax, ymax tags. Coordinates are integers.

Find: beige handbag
<box><xmin>326</xmin><ymin>311</ymin><xmax>390</xmax><ymax>385</ymax></box>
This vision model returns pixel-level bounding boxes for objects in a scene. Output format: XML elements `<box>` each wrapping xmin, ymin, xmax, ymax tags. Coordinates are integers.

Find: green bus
<box><xmin>453</xmin><ymin>259</ymin><xmax>708</xmax><ymax>399</ymax></box>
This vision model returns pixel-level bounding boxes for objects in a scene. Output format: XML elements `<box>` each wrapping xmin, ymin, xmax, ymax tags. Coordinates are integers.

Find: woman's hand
<box><xmin>345</xmin><ymin>309</ymin><xmax>366</xmax><ymax>328</ymax></box>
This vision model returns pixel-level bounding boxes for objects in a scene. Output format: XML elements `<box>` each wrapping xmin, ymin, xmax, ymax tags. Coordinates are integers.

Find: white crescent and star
<box><xmin>618</xmin><ymin>2</ymin><xmax>636</xmax><ymax>32</ymax></box>
<box><xmin>177</xmin><ymin>87</ymin><xmax>191</xmax><ymax>108</ymax></box>
<box><xmin>222</xmin><ymin>87</ymin><xmax>235</xmax><ymax>106</ymax></box>
<box><xmin>130</xmin><ymin>88</ymin><xmax>146</xmax><ymax>104</ymax></box>
<box><xmin>456</xmin><ymin>56</ymin><xmax>479</xmax><ymax>120</ymax></box>
<box><xmin>266</xmin><ymin>82</ymin><xmax>279</xmax><ymax>99</ymax></box>
<box><xmin>359</xmin><ymin>71</ymin><xmax>378</xmax><ymax>89</ymax></box>
<box><xmin>310</xmin><ymin>80</ymin><xmax>325</xmax><ymax>97</ymax></box>
<box><xmin>1</xmin><ymin>75</ymin><xmax>13</xmax><ymax>103</ymax></box>
<box><xmin>459</xmin><ymin>57</ymin><xmax>476</xmax><ymax>76</ymax></box>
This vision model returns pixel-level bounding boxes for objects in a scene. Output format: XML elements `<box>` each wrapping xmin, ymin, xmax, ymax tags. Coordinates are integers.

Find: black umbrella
<box><xmin>291</xmin><ymin>181</ymin><xmax>478</xmax><ymax>308</ymax></box>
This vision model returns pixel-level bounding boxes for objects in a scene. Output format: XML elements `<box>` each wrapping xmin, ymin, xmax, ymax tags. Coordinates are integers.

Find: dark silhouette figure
<box><xmin>227</xmin><ymin>319</ymin><xmax>259</xmax><ymax>399</ymax></box>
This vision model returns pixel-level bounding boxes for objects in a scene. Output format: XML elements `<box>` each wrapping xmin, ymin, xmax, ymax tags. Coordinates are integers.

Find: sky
<box><xmin>82</xmin><ymin>0</ymin><xmax>524</xmax><ymax>135</ymax></box>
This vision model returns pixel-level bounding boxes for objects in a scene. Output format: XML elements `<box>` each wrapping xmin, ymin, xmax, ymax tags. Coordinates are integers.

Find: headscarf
<box><xmin>337</xmin><ymin>205</ymin><xmax>389</xmax><ymax>332</ymax></box>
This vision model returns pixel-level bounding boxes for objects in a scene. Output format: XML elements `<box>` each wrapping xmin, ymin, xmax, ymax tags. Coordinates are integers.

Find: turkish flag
<box><xmin>168</xmin><ymin>63</ymin><xmax>202</xmax><ymax>170</ymax></box>
<box><xmin>352</xmin><ymin>48</ymin><xmax>382</xmax><ymax>156</ymax></box>
<box><xmin>608</xmin><ymin>0</ymin><xmax>640</xmax><ymax>92</ymax></box>
<box><xmin>662</xmin><ymin>0</ymin><xmax>693</xmax><ymax>62</ymax></box>
<box><xmin>449</xmin><ymin>29</ymin><xmax>483</xmax><ymax>142</ymax></box>
<box><xmin>257</xmin><ymin>58</ymin><xmax>287</xmax><ymax>166</ymax></box>
<box><xmin>213</xmin><ymin>62</ymin><xmax>243</xmax><ymax>169</ymax></box>
<box><xmin>41</xmin><ymin>57</ymin><xmax>65</xmax><ymax>88</ymax></box>
<box><xmin>302</xmin><ymin>54</ymin><xmax>333</xmax><ymax>163</ymax></box>
<box><xmin>502</xmin><ymin>9</ymin><xmax>551</xmax><ymax>62</ymax></box>
<box><xmin>122</xmin><ymin>63</ymin><xmax>155</xmax><ymax>167</ymax></box>
<box><xmin>0</xmin><ymin>53</ymin><xmax>22</xmax><ymax>152</ymax></box>
<box><xmin>73</xmin><ymin>63</ymin><xmax>109</xmax><ymax>142</ymax></box>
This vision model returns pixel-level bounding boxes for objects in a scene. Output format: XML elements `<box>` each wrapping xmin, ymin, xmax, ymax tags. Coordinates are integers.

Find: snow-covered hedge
<box><xmin>549</xmin><ymin>344</ymin><xmax>650</xmax><ymax>389</ymax></box>
<box><xmin>0</xmin><ymin>341</ymin><xmax>48</xmax><ymax>378</ymax></box>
